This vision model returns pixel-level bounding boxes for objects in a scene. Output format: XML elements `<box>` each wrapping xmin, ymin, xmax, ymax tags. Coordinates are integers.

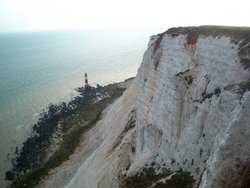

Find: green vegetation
<box><xmin>123</xmin><ymin>166</ymin><xmax>194</xmax><ymax>188</ymax></box>
<box><xmin>10</xmin><ymin>112</ymin><xmax>102</xmax><ymax>188</ymax></box>
<box><xmin>8</xmin><ymin>83</ymin><xmax>126</xmax><ymax>188</ymax></box>
<box><xmin>154</xmin><ymin>170</ymin><xmax>194</xmax><ymax>188</ymax></box>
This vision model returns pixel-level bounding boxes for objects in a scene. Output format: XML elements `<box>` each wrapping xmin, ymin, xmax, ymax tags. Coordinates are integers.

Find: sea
<box><xmin>0</xmin><ymin>28</ymin><xmax>161</xmax><ymax>187</ymax></box>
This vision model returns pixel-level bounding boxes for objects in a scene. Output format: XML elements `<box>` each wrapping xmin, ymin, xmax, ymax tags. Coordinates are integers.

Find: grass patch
<box><xmin>10</xmin><ymin>111</ymin><xmax>102</xmax><ymax>188</ymax></box>
<box><xmin>10</xmin><ymin>83</ymin><xmax>126</xmax><ymax>188</ymax></box>
<box><xmin>123</xmin><ymin>166</ymin><xmax>194</xmax><ymax>188</ymax></box>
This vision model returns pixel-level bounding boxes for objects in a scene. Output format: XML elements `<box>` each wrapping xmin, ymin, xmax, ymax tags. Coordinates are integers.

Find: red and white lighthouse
<box><xmin>84</xmin><ymin>73</ymin><xmax>88</xmax><ymax>86</ymax></box>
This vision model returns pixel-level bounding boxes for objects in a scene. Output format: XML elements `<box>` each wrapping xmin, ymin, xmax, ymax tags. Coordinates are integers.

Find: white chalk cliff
<box><xmin>42</xmin><ymin>26</ymin><xmax>250</xmax><ymax>188</ymax></box>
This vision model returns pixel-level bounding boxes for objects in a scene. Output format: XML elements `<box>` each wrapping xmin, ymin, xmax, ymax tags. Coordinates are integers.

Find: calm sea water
<box><xmin>0</xmin><ymin>28</ymin><xmax>159</xmax><ymax>186</ymax></box>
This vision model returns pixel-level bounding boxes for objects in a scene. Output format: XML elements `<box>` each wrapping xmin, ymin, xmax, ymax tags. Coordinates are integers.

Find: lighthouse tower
<box><xmin>84</xmin><ymin>73</ymin><xmax>88</xmax><ymax>86</ymax></box>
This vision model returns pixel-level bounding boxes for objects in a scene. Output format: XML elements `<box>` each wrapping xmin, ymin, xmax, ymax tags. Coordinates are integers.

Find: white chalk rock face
<box><xmin>65</xmin><ymin>27</ymin><xmax>250</xmax><ymax>188</ymax></box>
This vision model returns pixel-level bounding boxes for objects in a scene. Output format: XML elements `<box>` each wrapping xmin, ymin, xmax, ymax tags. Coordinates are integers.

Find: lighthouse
<box><xmin>84</xmin><ymin>73</ymin><xmax>88</xmax><ymax>86</ymax></box>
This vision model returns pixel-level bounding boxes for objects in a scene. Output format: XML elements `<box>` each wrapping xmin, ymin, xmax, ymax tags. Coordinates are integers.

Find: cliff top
<box><xmin>154</xmin><ymin>26</ymin><xmax>250</xmax><ymax>70</ymax></box>
<box><xmin>161</xmin><ymin>25</ymin><xmax>250</xmax><ymax>47</ymax></box>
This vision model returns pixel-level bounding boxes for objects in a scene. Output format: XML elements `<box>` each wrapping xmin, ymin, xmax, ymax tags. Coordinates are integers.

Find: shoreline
<box><xmin>37</xmin><ymin>97</ymin><xmax>116</xmax><ymax>188</ymax></box>
<box><xmin>6</xmin><ymin>78</ymin><xmax>134</xmax><ymax>188</ymax></box>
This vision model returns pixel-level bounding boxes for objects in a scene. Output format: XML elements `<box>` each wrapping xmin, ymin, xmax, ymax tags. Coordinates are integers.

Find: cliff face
<box><xmin>132</xmin><ymin>26</ymin><xmax>250</xmax><ymax>188</ymax></box>
<box><xmin>46</xmin><ymin>26</ymin><xmax>250</xmax><ymax>188</ymax></box>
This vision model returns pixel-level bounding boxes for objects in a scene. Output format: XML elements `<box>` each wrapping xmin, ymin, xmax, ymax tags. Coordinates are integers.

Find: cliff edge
<box><xmin>42</xmin><ymin>26</ymin><xmax>250</xmax><ymax>188</ymax></box>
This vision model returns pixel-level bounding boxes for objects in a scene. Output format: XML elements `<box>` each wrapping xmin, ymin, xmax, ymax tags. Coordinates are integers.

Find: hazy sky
<box><xmin>0</xmin><ymin>0</ymin><xmax>249</xmax><ymax>32</ymax></box>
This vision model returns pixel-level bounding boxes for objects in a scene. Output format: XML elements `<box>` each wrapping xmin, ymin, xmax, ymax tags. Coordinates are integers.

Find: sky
<box><xmin>0</xmin><ymin>0</ymin><xmax>250</xmax><ymax>32</ymax></box>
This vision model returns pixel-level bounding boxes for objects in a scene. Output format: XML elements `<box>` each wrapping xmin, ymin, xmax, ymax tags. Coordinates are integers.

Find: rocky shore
<box><xmin>6</xmin><ymin>78</ymin><xmax>133</xmax><ymax>188</ymax></box>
